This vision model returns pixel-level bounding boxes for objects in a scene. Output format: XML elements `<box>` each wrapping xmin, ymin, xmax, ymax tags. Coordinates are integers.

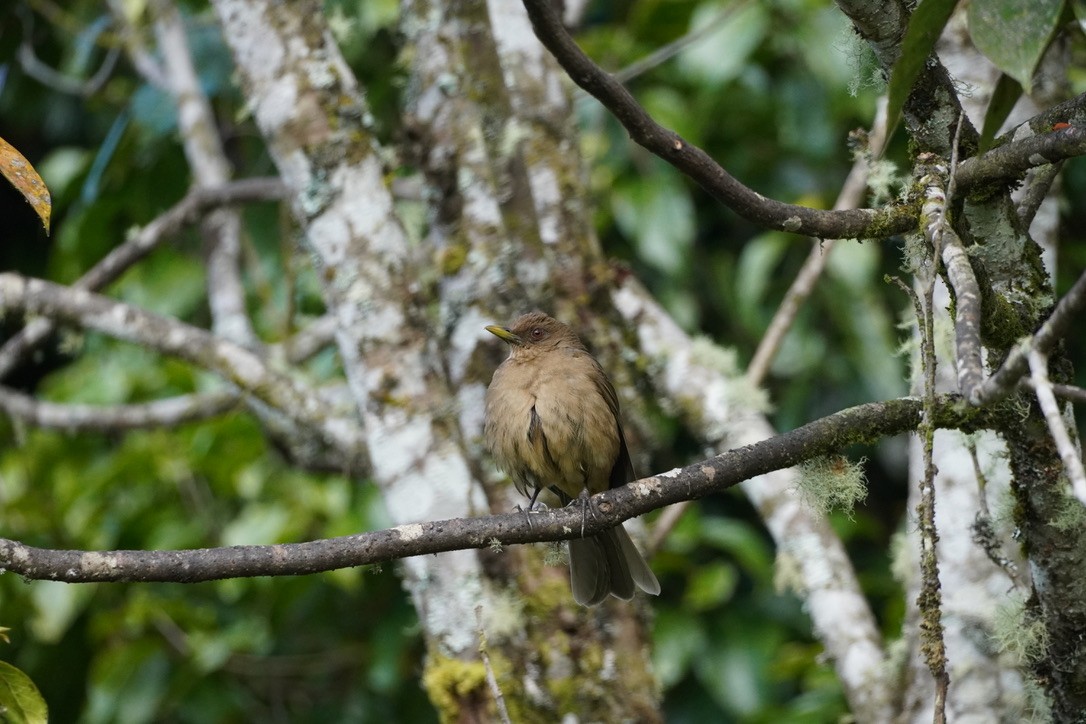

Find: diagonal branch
<box><xmin>955</xmin><ymin>125</ymin><xmax>1086</xmax><ymax>191</ymax></box>
<box><xmin>1029</xmin><ymin>350</ymin><xmax>1086</xmax><ymax>504</ymax></box>
<box><xmin>0</xmin><ymin>274</ymin><xmax>362</xmax><ymax>456</ymax></box>
<box><xmin>522</xmin><ymin>0</ymin><xmax>1086</xmax><ymax>243</ymax></box>
<box><xmin>0</xmin><ymin>178</ymin><xmax>286</xmax><ymax>381</ymax></box>
<box><xmin>618</xmin><ymin>277</ymin><xmax>897</xmax><ymax>722</ymax></box>
<box><xmin>519</xmin><ymin>0</ymin><xmax>917</xmax><ymax>240</ymax></box>
<box><xmin>0</xmin><ymin>395</ymin><xmax>985</xmax><ymax>584</ymax></box>
<box><xmin>746</xmin><ymin>98</ymin><xmax>891</xmax><ymax>386</ymax></box>
<box><xmin>972</xmin><ymin>267</ymin><xmax>1086</xmax><ymax>405</ymax></box>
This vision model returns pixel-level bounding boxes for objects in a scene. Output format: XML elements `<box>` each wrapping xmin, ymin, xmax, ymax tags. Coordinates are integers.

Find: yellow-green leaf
<box><xmin>0</xmin><ymin>136</ymin><xmax>52</xmax><ymax>235</ymax></box>
<box><xmin>0</xmin><ymin>660</ymin><xmax>49</xmax><ymax>724</ymax></box>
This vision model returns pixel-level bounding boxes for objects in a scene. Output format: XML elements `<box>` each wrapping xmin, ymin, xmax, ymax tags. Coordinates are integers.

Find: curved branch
<box><xmin>0</xmin><ymin>395</ymin><xmax>987</xmax><ymax>583</ymax></box>
<box><xmin>523</xmin><ymin>0</ymin><xmax>1086</xmax><ymax>243</ymax></box>
<box><xmin>519</xmin><ymin>0</ymin><xmax>918</xmax><ymax>239</ymax></box>
<box><xmin>0</xmin><ymin>274</ymin><xmax>362</xmax><ymax>454</ymax></box>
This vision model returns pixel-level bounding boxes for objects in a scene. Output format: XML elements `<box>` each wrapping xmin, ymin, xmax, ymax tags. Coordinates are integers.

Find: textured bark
<box><xmin>210</xmin><ymin>0</ymin><xmax>659</xmax><ymax>719</ymax></box>
<box><xmin>897</xmin><ymin>15</ymin><xmax>1085</xmax><ymax>722</ymax></box>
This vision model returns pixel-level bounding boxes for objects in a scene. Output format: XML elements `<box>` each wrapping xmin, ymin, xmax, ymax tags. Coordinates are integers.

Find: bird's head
<box><xmin>485</xmin><ymin>312</ymin><xmax>583</xmax><ymax>356</ymax></box>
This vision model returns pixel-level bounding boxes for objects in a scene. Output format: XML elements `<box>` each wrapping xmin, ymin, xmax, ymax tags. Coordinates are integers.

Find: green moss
<box><xmin>993</xmin><ymin>593</ymin><xmax>1050</xmax><ymax>666</ymax></box>
<box><xmin>1050</xmin><ymin>492</ymin><xmax>1086</xmax><ymax>533</ymax></box>
<box><xmin>421</xmin><ymin>654</ymin><xmax>489</xmax><ymax>724</ymax></box>
<box><xmin>794</xmin><ymin>455</ymin><xmax>868</xmax><ymax>518</ymax></box>
<box><xmin>439</xmin><ymin>244</ymin><xmax>469</xmax><ymax>275</ymax></box>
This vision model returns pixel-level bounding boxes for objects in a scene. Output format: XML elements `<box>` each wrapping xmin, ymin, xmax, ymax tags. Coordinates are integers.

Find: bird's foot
<box><xmin>515</xmin><ymin>498</ymin><xmax>548</xmax><ymax>530</ymax></box>
<box><xmin>574</xmin><ymin>488</ymin><xmax>599</xmax><ymax>538</ymax></box>
<box><xmin>514</xmin><ymin>503</ymin><xmax>535</xmax><ymax>530</ymax></box>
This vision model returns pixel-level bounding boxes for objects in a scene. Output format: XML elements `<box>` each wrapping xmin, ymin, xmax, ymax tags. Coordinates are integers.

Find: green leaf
<box><xmin>968</xmin><ymin>0</ymin><xmax>1064</xmax><ymax>93</ymax></box>
<box><xmin>677</xmin><ymin>2</ymin><xmax>769</xmax><ymax>86</ymax></box>
<box><xmin>734</xmin><ymin>232</ymin><xmax>790</xmax><ymax>334</ymax></box>
<box><xmin>886</xmin><ymin>0</ymin><xmax>960</xmax><ymax>138</ymax></box>
<box><xmin>684</xmin><ymin>562</ymin><xmax>739</xmax><ymax>610</ymax></box>
<box><xmin>652</xmin><ymin>608</ymin><xmax>707</xmax><ymax>688</ymax></box>
<box><xmin>0</xmin><ymin>661</ymin><xmax>48</xmax><ymax>724</ymax></box>
<box><xmin>612</xmin><ymin>169</ymin><xmax>695</xmax><ymax>274</ymax></box>
<box><xmin>979</xmin><ymin>73</ymin><xmax>1023</xmax><ymax>151</ymax></box>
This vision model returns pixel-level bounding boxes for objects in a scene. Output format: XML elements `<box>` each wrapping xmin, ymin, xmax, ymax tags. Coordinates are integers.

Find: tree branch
<box><xmin>746</xmin><ymin>99</ymin><xmax>890</xmax><ymax>386</ymax></box>
<box><xmin>955</xmin><ymin>125</ymin><xmax>1086</xmax><ymax>191</ymax></box>
<box><xmin>0</xmin><ymin>387</ymin><xmax>239</xmax><ymax>430</ymax></box>
<box><xmin>916</xmin><ymin>149</ymin><xmax>983</xmax><ymax>401</ymax></box>
<box><xmin>972</xmin><ymin>267</ymin><xmax>1086</xmax><ymax>404</ymax></box>
<box><xmin>0</xmin><ymin>395</ymin><xmax>985</xmax><ymax>583</ymax></box>
<box><xmin>519</xmin><ymin>0</ymin><xmax>917</xmax><ymax>239</ymax></box>
<box><xmin>521</xmin><ymin>0</ymin><xmax>1086</xmax><ymax>242</ymax></box>
<box><xmin>0</xmin><ymin>178</ymin><xmax>286</xmax><ymax>381</ymax></box>
<box><xmin>151</xmin><ymin>0</ymin><xmax>258</xmax><ymax>348</ymax></box>
<box><xmin>617</xmin><ymin>276</ymin><xmax>893</xmax><ymax>722</ymax></box>
<box><xmin>1028</xmin><ymin>350</ymin><xmax>1086</xmax><ymax>504</ymax></box>
<box><xmin>0</xmin><ymin>274</ymin><xmax>363</xmax><ymax>456</ymax></box>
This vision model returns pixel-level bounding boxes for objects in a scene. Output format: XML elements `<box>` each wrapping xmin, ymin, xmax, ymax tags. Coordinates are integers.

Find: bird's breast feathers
<box><xmin>485</xmin><ymin>349</ymin><xmax>620</xmax><ymax>494</ymax></box>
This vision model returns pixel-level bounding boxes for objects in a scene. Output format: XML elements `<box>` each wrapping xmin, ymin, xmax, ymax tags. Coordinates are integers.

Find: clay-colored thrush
<box><xmin>484</xmin><ymin>312</ymin><xmax>660</xmax><ymax>605</ymax></box>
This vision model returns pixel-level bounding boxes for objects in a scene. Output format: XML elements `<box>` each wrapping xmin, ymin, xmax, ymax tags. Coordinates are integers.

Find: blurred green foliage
<box><xmin>1</xmin><ymin>0</ymin><xmax>1083</xmax><ymax>721</ymax></box>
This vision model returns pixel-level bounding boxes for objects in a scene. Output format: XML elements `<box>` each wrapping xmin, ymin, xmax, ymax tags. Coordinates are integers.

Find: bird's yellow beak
<box><xmin>485</xmin><ymin>325</ymin><xmax>523</xmax><ymax>346</ymax></box>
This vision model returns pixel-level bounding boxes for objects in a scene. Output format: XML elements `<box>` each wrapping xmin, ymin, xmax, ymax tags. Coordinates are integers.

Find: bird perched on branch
<box><xmin>483</xmin><ymin>311</ymin><xmax>660</xmax><ymax>606</ymax></box>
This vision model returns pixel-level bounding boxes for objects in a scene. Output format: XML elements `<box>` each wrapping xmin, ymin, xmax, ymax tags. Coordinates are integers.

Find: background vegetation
<box><xmin>1</xmin><ymin>0</ymin><xmax>1083</xmax><ymax>721</ymax></box>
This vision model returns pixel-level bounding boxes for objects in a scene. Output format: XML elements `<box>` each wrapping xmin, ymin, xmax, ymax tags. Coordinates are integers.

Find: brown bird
<box><xmin>483</xmin><ymin>311</ymin><xmax>660</xmax><ymax>606</ymax></box>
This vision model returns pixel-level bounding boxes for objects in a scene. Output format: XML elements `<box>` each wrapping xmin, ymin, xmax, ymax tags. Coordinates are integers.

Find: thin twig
<box><xmin>1028</xmin><ymin>349</ymin><xmax>1086</xmax><ymax>504</ymax></box>
<box><xmin>965</xmin><ymin>439</ymin><xmax>1026</xmax><ymax>588</ymax></box>
<box><xmin>1020</xmin><ymin>380</ymin><xmax>1086</xmax><ymax>405</ymax></box>
<box><xmin>17</xmin><ymin>5</ymin><xmax>122</xmax><ymax>96</ymax></box>
<box><xmin>475</xmin><ymin>606</ymin><xmax>512</xmax><ymax>724</ymax></box>
<box><xmin>599</xmin><ymin>2</ymin><xmax>749</xmax><ymax>88</ymax></box>
<box><xmin>747</xmin><ymin>99</ymin><xmax>891</xmax><ymax>386</ymax></box>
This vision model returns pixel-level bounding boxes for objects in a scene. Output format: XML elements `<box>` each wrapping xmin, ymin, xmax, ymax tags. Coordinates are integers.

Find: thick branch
<box><xmin>0</xmin><ymin>395</ymin><xmax>984</xmax><ymax>583</ymax></box>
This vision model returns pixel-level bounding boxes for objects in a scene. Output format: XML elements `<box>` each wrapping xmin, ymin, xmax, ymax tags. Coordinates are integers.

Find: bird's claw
<box><xmin>575</xmin><ymin>488</ymin><xmax>599</xmax><ymax>538</ymax></box>
<box><xmin>515</xmin><ymin>500</ymin><xmax>549</xmax><ymax>530</ymax></box>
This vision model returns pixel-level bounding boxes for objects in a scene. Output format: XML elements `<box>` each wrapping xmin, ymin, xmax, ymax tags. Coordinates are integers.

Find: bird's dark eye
<box><xmin>530</xmin><ymin>328</ymin><xmax>544</xmax><ymax>340</ymax></box>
